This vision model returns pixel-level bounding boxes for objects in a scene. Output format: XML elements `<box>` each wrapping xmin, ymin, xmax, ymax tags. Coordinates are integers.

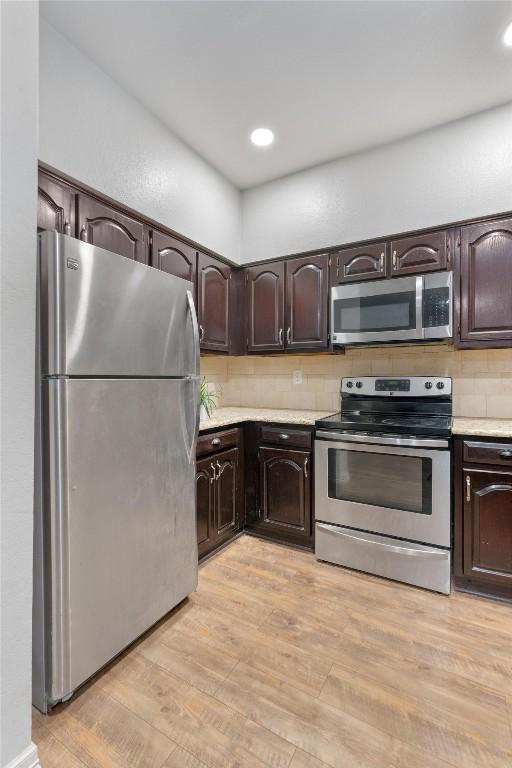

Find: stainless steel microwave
<box><xmin>331</xmin><ymin>272</ymin><xmax>452</xmax><ymax>346</ymax></box>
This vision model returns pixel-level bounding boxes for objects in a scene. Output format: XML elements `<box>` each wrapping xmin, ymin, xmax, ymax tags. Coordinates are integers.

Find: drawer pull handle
<box><xmin>210</xmin><ymin>462</ymin><xmax>216</xmax><ymax>483</ymax></box>
<box><xmin>279</xmin><ymin>328</ymin><xmax>283</xmax><ymax>345</ymax></box>
<box><xmin>199</xmin><ymin>325</ymin><xmax>205</xmax><ymax>343</ymax></box>
<box><xmin>499</xmin><ymin>449</ymin><xmax>512</xmax><ymax>458</ymax></box>
<box><xmin>286</xmin><ymin>327</ymin><xmax>291</xmax><ymax>345</ymax></box>
<box><xmin>466</xmin><ymin>475</ymin><xmax>471</xmax><ymax>502</ymax></box>
<box><xmin>212</xmin><ymin>437</ymin><xmax>221</xmax><ymax>447</ymax></box>
<box><xmin>304</xmin><ymin>457</ymin><xmax>309</xmax><ymax>478</ymax></box>
<box><xmin>279</xmin><ymin>433</ymin><xmax>289</xmax><ymax>440</ymax></box>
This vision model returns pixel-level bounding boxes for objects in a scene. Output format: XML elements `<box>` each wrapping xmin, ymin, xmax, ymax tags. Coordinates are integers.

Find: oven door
<box><xmin>315</xmin><ymin>433</ymin><xmax>450</xmax><ymax>548</ymax></box>
<box><xmin>331</xmin><ymin>275</ymin><xmax>422</xmax><ymax>345</ymax></box>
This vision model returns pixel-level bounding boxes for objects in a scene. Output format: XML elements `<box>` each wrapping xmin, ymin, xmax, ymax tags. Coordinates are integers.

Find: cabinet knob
<box><xmin>279</xmin><ymin>433</ymin><xmax>289</xmax><ymax>440</ymax></box>
<box><xmin>499</xmin><ymin>449</ymin><xmax>512</xmax><ymax>458</ymax></box>
<box><xmin>79</xmin><ymin>225</ymin><xmax>88</xmax><ymax>242</ymax></box>
<box><xmin>63</xmin><ymin>220</ymin><xmax>71</xmax><ymax>236</ymax></box>
<box><xmin>212</xmin><ymin>437</ymin><xmax>221</xmax><ymax>447</ymax></box>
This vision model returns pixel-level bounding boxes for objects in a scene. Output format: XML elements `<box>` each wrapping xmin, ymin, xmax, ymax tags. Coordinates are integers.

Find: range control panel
<box><xmin>341</xmin><ymin>376</ymin><xmax>452</xmax><ymax>397</ymax></box>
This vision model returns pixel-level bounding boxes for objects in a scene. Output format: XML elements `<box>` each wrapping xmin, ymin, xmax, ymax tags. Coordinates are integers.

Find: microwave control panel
<box><xmin>423</xmin><ymin>287</ymin><xmax>450</xmax><ymax>329</ymax></box>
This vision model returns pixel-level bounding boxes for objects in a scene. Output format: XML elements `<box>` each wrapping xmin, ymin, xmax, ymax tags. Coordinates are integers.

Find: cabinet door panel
<box><xmin>390</xmin><ymin>231</ymin><xmax>447</xmax><ymax>276</ymax></box>
<box><xmin>285</xmin><ymin>254</ymin><xmax>329</xmax><ymax>350</ymax></box>
<box><xmin>460</xmin><ymin>218</ymin><xmax>512</xmax><ymax>344</ymax></box>
<box><xmin>196</xmin><ymin>457</ymin><xmax>214</xmax><ymax>559</ymax></box>
<box><xmin>197</xmin><ymin>253</ymin><xmax>230</xmax><ymax>352</ymax></box>
<box><xmin>259</xmin><ymin>447</ymin><xmax>311</xmax><ymax>536</ymax></box>
<box><xmin>151</xmin><ymin>230</ymin><xmax>196</xmax><ymax>283</ymax></box>
<box><xmin>463</xmin><ymin>469</ymin><xmax>512</xmax><ymax>582</ymax></box>
<box><xmin>246</xmin><ymin>263</ymin><xmax>285</xmax><ymax>351</ymax></box>
<box><xmin>77</xmin><ymin>194</ymin><xmax>146</xmax><ymax>263</ymax></box>
<box><xmin>38</xmin><ymin>172</ymin><xmax>75</xmax><ymax>235</ymax></box>
<box><xmin>332</xmin><ymin>243</ymin><xmax>387</xmax><ymax>284</ymax></box>
<box><xmin>215</xmin><ymin>448</ymin><xmax>238</xmax><ymax>538</ymax></box>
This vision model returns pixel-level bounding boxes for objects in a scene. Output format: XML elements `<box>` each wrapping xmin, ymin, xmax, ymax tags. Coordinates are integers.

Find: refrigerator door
<box><xmin>39</xmin><ymin>230</ymin><xmax>199</xmax><ymax>377</ymax></box>
<box><xmin>43</xmin><ymin>376</ymin><xmax>199</xmax><ymax>705</ymax></box>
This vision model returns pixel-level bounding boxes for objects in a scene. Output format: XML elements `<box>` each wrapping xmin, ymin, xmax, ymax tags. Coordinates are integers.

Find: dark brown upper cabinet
<box><xmin>150</xmin><ymin>230</ymin><xmax>196</xmax><ymax>284</ymax></box>
<box><xmin>246</xmin><ymin>262</ymin><xmax>285</xmax><ymax>352</ymax></box>
<box><xmin>197</xmin><ymin>252</ymin><xmax>231</xmax><ymax>352</ymax></box>
<box><xmin>76</xmin><ymin>194</ymin><xmax>146</xmax><ymax>263</ymax></box>
<box><xmin>459</xmin><ymin>217</ymin><xmax>512</xmax><ymax>347</ymax></box>
<box><xmin>332</xmin><ymin>242</ymin><xmax>387</xmax><ymax>284</ymax></box>
<box><xmin>390</xmin><ymin>231</ymin><xmax>448</xmax><ymax>276</ymax></box>
<box><xmin>38</xmin><ymin>172</ymin><xmax>75</xmax><ymax>236</ymax></box>
<box><xmin>285</xmin><ymin>254</ymin><xmax>329</xmax><ymax>350</ymax></box>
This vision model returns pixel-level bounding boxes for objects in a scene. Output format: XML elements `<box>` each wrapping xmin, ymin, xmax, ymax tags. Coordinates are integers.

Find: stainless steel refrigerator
<box><xmin>33</xmin><ymin>231</ymin><xmax>200</xmax><ymax>712</ymax></box>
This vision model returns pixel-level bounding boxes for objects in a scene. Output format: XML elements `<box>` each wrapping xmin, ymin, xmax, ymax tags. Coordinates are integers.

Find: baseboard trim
<box><xmin>4</xmin><ymin>743</ymin><xmax>40</xmax><ymax>768</ymax></box>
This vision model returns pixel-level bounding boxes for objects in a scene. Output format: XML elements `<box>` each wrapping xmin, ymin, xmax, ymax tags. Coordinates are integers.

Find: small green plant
<box><xmin>199</xmin><ymin>376</ymin><xmax>220</xmax><ymax>417</ymax></box>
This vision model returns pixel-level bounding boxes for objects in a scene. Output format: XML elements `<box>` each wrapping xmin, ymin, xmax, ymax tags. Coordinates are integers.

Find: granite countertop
<box><xmin>452</xmin><ymin>418</ymin><xmax>512</xmax><ymax>438</ymax></box>
<box><xmin>199</xmin><ymin>407</ymin><xmax>333</xmax><ymax>432</ymax></box>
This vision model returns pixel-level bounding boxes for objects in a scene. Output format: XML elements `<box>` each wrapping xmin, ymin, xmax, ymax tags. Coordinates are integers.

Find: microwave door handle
<box><xmin>416</xmin><ymin>275</ymin><xmax>424</xmax><ymax>338</ymax></box>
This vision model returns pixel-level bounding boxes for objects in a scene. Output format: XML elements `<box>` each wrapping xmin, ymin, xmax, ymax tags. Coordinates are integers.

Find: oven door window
<box><xmin>333</xmin><ymin>290</ymin><xmax>416</xmax><ymax>334</ymax></box>
<box><xmin>328</xmin><ymin>448</ymin><xmax>432</xmax><ymax>515</ymax></box>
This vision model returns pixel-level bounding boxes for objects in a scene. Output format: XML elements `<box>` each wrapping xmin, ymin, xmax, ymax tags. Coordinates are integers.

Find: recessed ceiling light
<box><xmin>503</xmin><ymin>21</ymin><xmax>512</xmax><ymax>47</ymax></box>
<box><xmin>250</xmin><ymin>127</ymin><xmax>275</xmax><ymax>147</ymax></box>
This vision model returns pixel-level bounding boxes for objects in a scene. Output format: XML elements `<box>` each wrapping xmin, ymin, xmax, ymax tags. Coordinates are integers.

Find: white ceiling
<box><xmin>41</xmin><ymin>1</ymin><xmax>512</xmax><ymax>189</ymax></box>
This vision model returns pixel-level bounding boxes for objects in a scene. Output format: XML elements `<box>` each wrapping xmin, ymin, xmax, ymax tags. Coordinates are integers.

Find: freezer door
<box><xmin>42</xmin><ymin>376</ymin><xmax>198</xmax><ymax>705</ymax></box>
<box><xmin>39</xmin><ymin>230</ymin><xmax>199</xmax><ymax>377</ymax></box>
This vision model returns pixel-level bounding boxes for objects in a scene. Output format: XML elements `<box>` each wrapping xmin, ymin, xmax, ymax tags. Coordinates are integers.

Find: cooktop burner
<box><xmin>315</xmin><ymin>376</ymin><xmax>452</xmax><ymax>438</ymax></box>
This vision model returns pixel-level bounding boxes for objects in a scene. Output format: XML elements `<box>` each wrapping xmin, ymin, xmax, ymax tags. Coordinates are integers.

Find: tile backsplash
<box><xmin>200</xmin><ymin>345</ymin><xmax>512</xmax><ymax>418</ymax></box>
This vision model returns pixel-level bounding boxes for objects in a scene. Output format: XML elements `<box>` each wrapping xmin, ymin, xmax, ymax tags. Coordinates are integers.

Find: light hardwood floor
<box><xmin>33</xmin><ymin>535</ymin><xmax>512</xmax><ymax>768</ymax></box>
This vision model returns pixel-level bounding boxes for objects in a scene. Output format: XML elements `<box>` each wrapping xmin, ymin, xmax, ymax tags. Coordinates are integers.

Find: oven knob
<box><xmin>355</xmin><ymin>381</ymin><xmax>363</xmax><ymax>389</ymax></box>
<box><xmin>424</xmin><ymin>381</ymin><xmax>433</xmax><ymax>390</ymax></box>
<box><xmin>436</xmin><ymin>381</ymin><xmax>445</xmax><ymax>390</ymax></box>
<box><xmin>346</xmin><ymin>381</ymin><xmax>353</xmax><ymax>389</ymax></box>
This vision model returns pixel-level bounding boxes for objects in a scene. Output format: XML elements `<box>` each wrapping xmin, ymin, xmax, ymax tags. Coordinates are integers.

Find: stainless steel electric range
<box><xmin>314</xmin><ymin>376</ymin><xmax>452</xmax><ymax>594</ymax></box>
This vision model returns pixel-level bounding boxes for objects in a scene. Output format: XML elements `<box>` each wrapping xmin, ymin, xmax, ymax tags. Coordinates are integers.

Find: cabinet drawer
<box><xmin>197</xmin><ymin>427</ymin><xmax>240</xmax><ymax>457</ymax></box>
<box><xmin>463</xmin><ymin>440</ymin><xmax>512</xmax><ymax>468</ymax></box>
<box><xmin>259</xmin><ymin>425</ymin><xmax>312</xmax><ymax>449</ymax></box>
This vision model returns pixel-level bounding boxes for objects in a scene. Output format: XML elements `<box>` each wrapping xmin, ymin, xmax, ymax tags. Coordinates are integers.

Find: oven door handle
<box><xmin>315</xmin><ymin>430</ymin><xmax>449</xmax><ymax>449</ymax></box>
<box><xmin>317</xmin><ymin>524</ymin><xmax>449</xmax><ymax>559</ymax></box>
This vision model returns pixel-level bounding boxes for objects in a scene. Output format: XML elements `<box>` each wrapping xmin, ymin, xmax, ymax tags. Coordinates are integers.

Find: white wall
<box><xmin>241</xmin><ymin>102</ymin><xmax>512</xmax><ymax>262</ymax></box>
<box><xmin>0</xmin><ymin>2</ymin><xmax>40</xmax><ymax>767</ymax></box>
<box><xmin>39</xmin><ymin>21</ymin><xmax>241</xmax><ymax>263</ymax></box>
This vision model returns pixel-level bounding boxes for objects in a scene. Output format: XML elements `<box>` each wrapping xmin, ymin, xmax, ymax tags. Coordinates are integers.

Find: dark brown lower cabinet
<box><xmin>197</xmin><ymin>423</ymin><xmax>314</xmax><ymax>558</ymax></box>
<box><xmin>245</xmin><ymin>424</ymin><xmax>314</xmax><ymax>549</ymax></box>
<box><xmin>196</xmin><ymin>437</ymin><xmax>242</xmax><ymax>560</ymax></box>
<box><xmin>258</xmin><ymin>446</ymin><xmax>312</xmax><ymax>543</ymax></box>
<box><xmin>196</xmin><ymin>456</ymin><xmax>215</xmax><ymax>559</ymax></box>
<box><xmin>454</xmin><ymin>437</ymin><xmax>512</xmax><ymax>600</ymax></box>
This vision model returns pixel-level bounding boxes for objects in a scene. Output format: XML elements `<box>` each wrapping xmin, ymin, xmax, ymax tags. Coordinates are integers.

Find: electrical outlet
<box><xmin>293</xmin><ymin>370</ymin><xmax>303</xmax><ymax>385</ymax></box>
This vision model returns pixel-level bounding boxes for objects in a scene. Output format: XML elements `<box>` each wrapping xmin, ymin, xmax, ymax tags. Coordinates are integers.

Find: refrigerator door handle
<box><xmin>185</xmin><ymin>376</ymin><xmax>200</xmax><ymax>464</ymax></box>
<box><xmin>186</xmin><ymin>290</ymin><xmax>200</xmax><ymax>375</ymax></box>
